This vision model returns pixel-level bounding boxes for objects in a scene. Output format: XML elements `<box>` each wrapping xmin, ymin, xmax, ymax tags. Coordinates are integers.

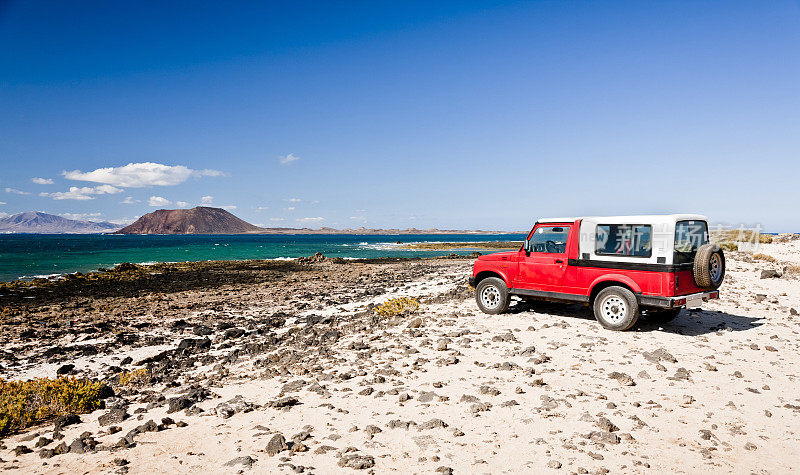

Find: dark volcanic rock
<box><xmin>167</xmin><ymin>397</ymin><xmax>193</xmax><ymax>413</ymax></box>
<box><xmin>216</xmin><ymin>395</ymin><xmax>255</xmax><ymax>419</ymax></box>
<box><xmin>98</xmin><ymin>408</ymin><xmax>129</xmax><ymax>426</ymax></box>
<box><xmin>13</xmin><ymin>445</ymin><xmax>32</xmax><ymax>456</ymax></box>
<box><xmin>268</xmin><ymin>396</ymin><xmax>299</xmax><ymax>409</ymax></box>
<box><xmin>224</xmin><ymin>456</ymin><xmax>255</xmax><ymax>467</ymax></box>
<box><xmin>56</xmin><ymin>364</ymin><xmax>75</xmax><ymax>375</ymax></box>
<box><xmin>177</xmin><ymin>338</ymin><xmax>211</xmax><ymax>351</ymax></box>
<box><xmin>53</xmin><ymin>414</ymin><xmax>81</xmax><ymax>431</ymax></box>
<box><xmin>266</xmin><ymin>434</ymin><xmax>288</xmax><ymax>456</ymax></box>
<box><xmin>338</xmin><ymin>454</ymin><xmax>375</xmax><ymax>469</ymax></box>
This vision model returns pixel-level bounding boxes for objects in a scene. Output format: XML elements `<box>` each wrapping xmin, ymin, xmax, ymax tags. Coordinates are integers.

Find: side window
<box><xmin>596</xmin><ymin>224</ymin><xmax>652</xmax><ymax>257</ymax></box>
<box><xmin>527</xmin><ymin>226</ymin><xmax>570</xmax><ymax>253</ymax></box>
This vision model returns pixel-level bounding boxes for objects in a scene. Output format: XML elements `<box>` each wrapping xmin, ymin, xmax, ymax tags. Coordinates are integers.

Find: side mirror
<box><xmin>523</xmin><ymin>239</ymin><xmax>530</xmax><ymax>255</ymax></box>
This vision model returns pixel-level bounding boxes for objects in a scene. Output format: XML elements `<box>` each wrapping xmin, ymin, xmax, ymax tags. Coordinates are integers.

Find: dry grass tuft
<box><xmin>376</xmin><ymin>297</ymin><xmax>420</xmax><ymax>317</ymax></box>
<box><xmin>785</xmin><ymin>265</ymin><xmax>800</xmax><ymax>276</ymax></box>
<box><xmin>752</xmin><ymin>253</ymin><xmax>778</xmax><ymax>263</ymax></box>
<box><xmin>118</xmin><ymin>368</ymin><xmax>149</xmax><ymax>387</ymax></box>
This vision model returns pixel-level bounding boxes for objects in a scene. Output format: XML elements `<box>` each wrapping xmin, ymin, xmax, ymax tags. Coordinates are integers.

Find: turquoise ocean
<box><xmin>0</xmin><ymin>234</ymin><xmax>525</xmax><ymax>282</ymax></box>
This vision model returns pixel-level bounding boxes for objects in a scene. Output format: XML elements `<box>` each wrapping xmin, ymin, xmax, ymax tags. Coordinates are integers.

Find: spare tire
<box><xmin>693</xmin><ymin>244</ymin><xmax>725</xmax><ymax>289</ymax></box>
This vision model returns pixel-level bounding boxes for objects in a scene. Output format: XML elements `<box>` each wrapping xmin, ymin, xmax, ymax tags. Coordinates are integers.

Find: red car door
<box><xmin>515</xmin><ymin>224</ymin><xmax>572</xmax><ymax>292</ymax></box>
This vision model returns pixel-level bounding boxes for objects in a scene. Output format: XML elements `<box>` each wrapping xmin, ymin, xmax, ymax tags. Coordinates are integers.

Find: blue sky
<box><xmin>1</xmin><ymin>1</ymin><xmax>799</xmax><ymax>231</ymax></box>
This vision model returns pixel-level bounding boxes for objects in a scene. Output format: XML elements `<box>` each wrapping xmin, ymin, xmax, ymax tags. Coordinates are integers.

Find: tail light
<box><xmin>674</xmin><ymin>298</ymin><xmax>686</xmax><ymax>306</ymax></box>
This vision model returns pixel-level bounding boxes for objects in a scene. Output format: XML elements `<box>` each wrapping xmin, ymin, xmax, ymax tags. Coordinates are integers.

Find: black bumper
<box><xmin>468</xmin><ymin>276</ymin><xmax>476</xmax><ymax>287</ymax></box>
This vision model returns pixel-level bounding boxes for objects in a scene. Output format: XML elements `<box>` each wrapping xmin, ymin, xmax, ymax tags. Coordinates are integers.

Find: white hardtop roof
<box><xmin>537</xmin><ymin>214</ymin><xmax>708</xmax><ymax>224</ymax></box>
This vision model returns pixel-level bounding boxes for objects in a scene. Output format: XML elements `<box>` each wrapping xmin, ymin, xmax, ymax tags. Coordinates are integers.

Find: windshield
<box><xmin>528</xmin><ymin>226</ymin><xmax>569</xmax><ymax>253</ymax></box>
<box><xmin>674</xmin><ymin>220</ymin><xmax>708</xmax><ymax>264</ymax></box>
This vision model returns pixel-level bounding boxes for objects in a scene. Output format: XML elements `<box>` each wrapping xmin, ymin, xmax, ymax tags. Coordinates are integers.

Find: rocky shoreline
<box><xmin>1</xmin><ymin>248</ymin><xmax>800</xmax><ymax>473</ymax></box>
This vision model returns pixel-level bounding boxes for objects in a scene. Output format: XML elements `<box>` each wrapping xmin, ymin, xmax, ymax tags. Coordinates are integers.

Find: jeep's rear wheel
<box><xmin>593</xmin><ymin>286</ymin><xmax>639</xmax><ymax>331</ymax></box>
<box><xmin>693</xmin><ymin>244</ymin><xmax>725</xmax><ymax>290</ymax></box>
<box><xmin>475</xmin><ymin>277</ymin><xmax>510</xmax><ymax>314</ymax></box>
<box><xmin>646</xmin><ymin>308</ymin><xmax>681</xmax><ymax>323</ymax></box>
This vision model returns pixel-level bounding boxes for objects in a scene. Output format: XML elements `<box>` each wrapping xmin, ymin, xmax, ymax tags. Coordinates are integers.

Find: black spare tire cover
<box><xmin>692</xmin><ymin>243</ymin><xmax>725</xmax><ymax>290</ymax></box>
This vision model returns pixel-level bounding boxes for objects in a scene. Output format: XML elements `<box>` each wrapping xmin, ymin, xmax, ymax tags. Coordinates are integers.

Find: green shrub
<box><xmin>0</xmin><ymin>377</ymin><xmax>107</xmax><ymax>438</ymax></box>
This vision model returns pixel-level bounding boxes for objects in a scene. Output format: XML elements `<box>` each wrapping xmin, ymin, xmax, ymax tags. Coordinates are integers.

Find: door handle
<box><xmin>555</xmin><ymin>259</ymin><xmax>564</xmax><ymax>264</ymax></box>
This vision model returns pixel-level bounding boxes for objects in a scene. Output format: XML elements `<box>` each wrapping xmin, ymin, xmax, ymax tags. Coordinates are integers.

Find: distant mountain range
<box><xmin>115</xmin><ymin>207</ymin><xmax>500</xmax><ymax>234</ymax></box>
<box><xmin>1</xmin><ymin>208</ymin><xmax>502</xmax><ymax>235</ymax></box>
<box><xmin>0</xmin><ymin>212</ymin><xmax>121</xmax><ymax>234</ymax></box>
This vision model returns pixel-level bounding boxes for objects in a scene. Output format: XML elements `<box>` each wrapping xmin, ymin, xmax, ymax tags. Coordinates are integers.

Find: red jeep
<box><xmin>469</xmin><ymin>215</ymin><xmax>724</xmax><ymax>330</ymax></box>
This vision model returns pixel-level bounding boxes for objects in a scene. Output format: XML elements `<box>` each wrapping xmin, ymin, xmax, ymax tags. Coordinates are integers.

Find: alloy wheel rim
<box><xmin>481</xmin><ymin>285</ymin><xmax>501</xmax><ymax>309</ymax></box>
<box><xmin>601</xmin><ymin>296</ymin><xmax>626</xmax><ymax>323</ymax></box>
<box><xmin>709</xmin><ymin>254</ymin><xmax>722</xmax><ymax>282</ymax></box>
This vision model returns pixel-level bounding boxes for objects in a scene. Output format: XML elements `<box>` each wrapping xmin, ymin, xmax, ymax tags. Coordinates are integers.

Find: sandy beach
<box><xmin>1</xmin><ymin>242</ymin><xmax>799</xmax><ymax>474</ymax></box>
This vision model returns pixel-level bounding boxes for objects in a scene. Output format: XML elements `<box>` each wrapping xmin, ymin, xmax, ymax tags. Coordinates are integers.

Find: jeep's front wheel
<box><xmin>593</xmin><ymin>286</ymin><xmax>639</xmax><ymax>331</ymax></box>
<box><xmin>475</xmin><ymin>277</ymin><xmax>510</xmax><ymax>314</ymax></box>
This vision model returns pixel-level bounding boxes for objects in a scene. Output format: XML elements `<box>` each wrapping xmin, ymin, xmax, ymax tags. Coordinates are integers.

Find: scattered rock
<box><xmin>98</xmin><ymin>408</ymin><xmax>129</xmax><ymax>426</ymax></box>
<box><xmin>547</xmin><ymin>460</ymin><xmax>562</xmax><ymax>469</ymax></box>
<box><xmin>608</xmin><ymin>372</ymin><xmax>635</xmax><ymax>386</ymax></box>
<box><xmin>56</xmin><ymin>364</ymin><xmax>75</xmax><ymax>375</ymax></box>
<box><xmin>216</xmin><ymin>395</ymin><xmax>256</xmax><ymax>418</ymax></box>
<box><xmin>268</xmin><ymin>396</ymin><xmax>299</xmax><ymax>409</ymax></box>
<box><xmin>53</xmin><ymin>414</ymin><xmax>81</xmax><ymax>431</ymax></box>
<box><xmin>338</xmin><ymin>454</ymin><xmax>375</xmax><ymax>469</ymax></box>
<box><xmin>418</xmin><ymin>391</ymin><xmax>437</xmax><ymax>403</ymax></box>
<box><xmin>13</xmin><ymin>446</ymin><xmax>32</xmax><ymax>456</ymax></box>
<box><xmin>266</xmin><ymin>434</ymin><xmax>289</xmax><ymax>456</ymax></box>
<box><xmin>596</xmin><ymin>417</ymin><xmax>619</xmax><ymax>432</ymax></box>
<box><xmin>420</xmin><ymin>418</ymin><xmax>448</xmax><ymax>430</ymax></box>
<box><xmin>224</xmin><ymin>456</ymin><xmax>256</xmax><ymax>467</ymax></box>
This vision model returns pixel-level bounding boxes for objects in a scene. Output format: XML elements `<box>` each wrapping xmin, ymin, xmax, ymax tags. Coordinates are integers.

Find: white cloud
<box><xmin>269</xmin><ymin>217</ymin><xmax>285</xmax><ymax>222</ymax></box>
<box><xmin>255</xmin><ymin>206</ymin><xmax>269</xmax><ymax>212</ymax></box>
<box><xmin>59</xmin><ymin>212</ymin><xmax>102</xmax><ymax>221</ymax></box>
<box><xmin>220</xmin><ymin>205</ymin><xmax>237</xmax><ymax>210</ymax></box>
<box><xmin>0</xmin><ymin>201</ymin><xmax>6</xmax><ymax>205</ymax></box>
<box><xmin>200</xmin><ymin>195</ymin><xmax>213</xmax><ymax>204</ymax></box>
<box><xmin>121</xmin><ymin>196</ymin><xmax>140</xmax><ymax>204</ymax></box>
<box><xmin>148</xmin><ymin>196</ymin><xmax>172</xmax><ymax>207</ymax></box>
<box><xmin>63</xmin><ymin>162</ymin><xmax>225</xmax><ymax>188</ymax></box>
<box><xmin>297</xmin><ymin>217</ymin><xmax>324</xmax><ymax>223</ymax></box>
<box><xmin>31</xmin><ymin>177</ymin><xmax>54</xmax><ymax>185</ymax></box>
<box><xmin>279</xmin><ymin>153</ymin><xmax>299</xmax><ymax>165</ymax></box>
<box><xmin>5</xmin><ymin>187</ymin><xmax>30</xmax><ymax>195</ymax></box>
<box><xmin>285</xmin><ymin>206</ymin><xmax>295</xmax><ymax>211</ymax></box>
<box><xmin>40</xmin><ymin>185</ymin><xmax>123</xmax><ymax>201</ymax></box>
<box><xmin>107</xmin><ymin>217</ymin><xmax>135</xmax><ymax>225</ymax></box>
<box><xmin>176</xmin><ymin>201</ymin><xmax>189</xmax><ymax>208</ymax></box>
<box><xmin>349</xmin><ymin>216</ymin><xmax>367</xmax><ymax>222</ymax></box>
<box><xmin>286</xmin><ymin>197</ymin><xmax>302</xmax><ymax>203</ymax></box>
